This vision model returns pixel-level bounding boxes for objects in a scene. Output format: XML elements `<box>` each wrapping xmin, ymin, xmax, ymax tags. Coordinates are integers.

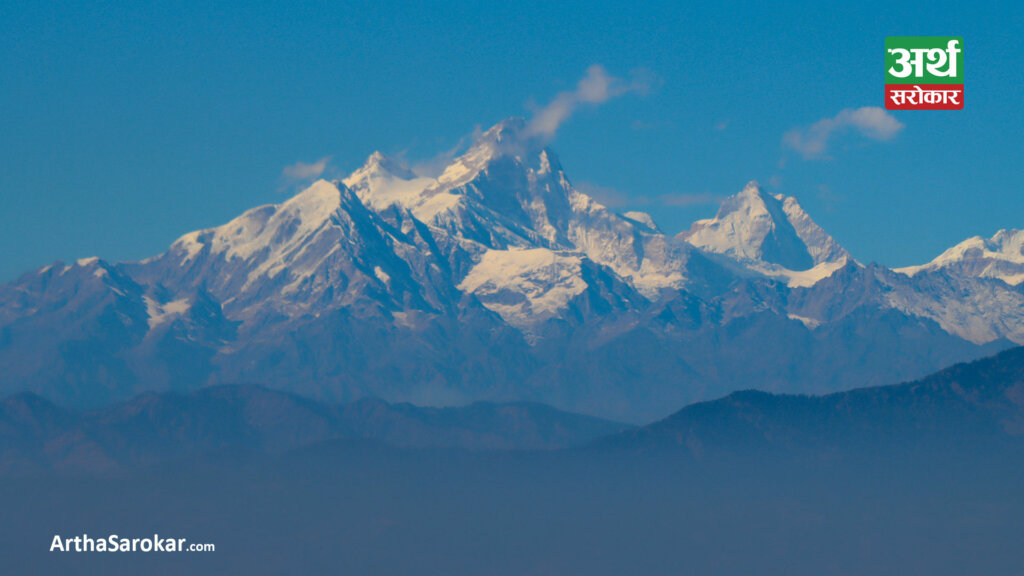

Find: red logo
<box><xmin>885</xmin><ymin>84</ymin><xmax>963</xmax><ymax>110</ymax></box>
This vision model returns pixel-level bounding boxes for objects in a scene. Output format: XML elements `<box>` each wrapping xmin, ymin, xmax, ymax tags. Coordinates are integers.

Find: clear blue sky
<box><xmin>2</xmin><ymin>0</ymin><xmax>1022</xmax><ymax>281</ymax></box>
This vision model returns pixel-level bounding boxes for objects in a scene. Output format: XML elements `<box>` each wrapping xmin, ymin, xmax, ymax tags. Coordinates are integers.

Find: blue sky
<box><xmin>1</xmin><ymin>0</ymin><xmax>1022</xmax><ymax>281</ymax></box>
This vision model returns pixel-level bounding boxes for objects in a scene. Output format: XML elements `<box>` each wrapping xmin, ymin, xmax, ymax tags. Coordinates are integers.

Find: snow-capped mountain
<box><xmin>338</xmin><ymin>118</ymin><xmax>713</xmax><ymax>329</ymax></box>
<box><xmin>135</xmin><ymin>178</ymin><xmax>454</xmax><ymax>318</ymax></box>
<box><xmin>346</xmin><ymin>119</ymin><xmax>700</xmax><ymax>300</ymax></box>
<box><xmin>679</xmin><ymin>182</ymin><xmax>852</xmax><ymax>287</ymax></box>
<box><xmin>896</xmin><ymin>229</ymin><xmax>1024</xmax><ymax>286</ymax></box>
<box><xmin>879</xmin><ymin>230</ymin><xmax>1024</xmax><ymax>344</ymax></box>
<box><xmin>0</xmin><ymin>118</ymin><xmax>1019</xmax><ymax>422</ymax></box>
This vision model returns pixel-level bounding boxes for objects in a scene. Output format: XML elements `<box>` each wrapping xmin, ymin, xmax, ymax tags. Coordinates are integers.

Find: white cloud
<box><xmin>526</xmin><ymin>65</ymin><xmax>653</xmax><ymax>140</ymax></box>
<box><xmin>783</xmin><ymin>107</ymin><xmax>904</xmax><ymax>159</ymax></box>
<box><xmin>281</xmin><ymin>156</ymin><xmax>332</xmax><ymax>186</ymax></box>
<box><xmin>411</xmin><ymin>126</ymin><xmax>484</xmax><ymax>178</ymax></box>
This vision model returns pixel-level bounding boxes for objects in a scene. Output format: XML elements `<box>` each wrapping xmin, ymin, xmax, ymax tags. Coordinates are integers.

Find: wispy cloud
<box><xmin>399</xmin><ymin>65</ymin><xmax>654</xmax><ymax>176</ymax></box>
<box><xmin>282</xmin><ymin>157</ymin><xmax>331</xmax><ymax>181</ymax></box>
<box><xmin>783</xmin><ymin>107</ymin><xmax>904</xmax><ymax>160</ymax></box>
<box><xmin>526</xmin><ymin>65</ymin><xmax>654</xmax><ymax>140</ymax></box>
<box><xmin>411</xmin><ymin>126</ymin><xmax>484</xmax><ymax>178</ymax></box>
<box><xmin>280</xmin><ymin>156</ymin><xmax>332</xmax><ymax>190</ymax></box>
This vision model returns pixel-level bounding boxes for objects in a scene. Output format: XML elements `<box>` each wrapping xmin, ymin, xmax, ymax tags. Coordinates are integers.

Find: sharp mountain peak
<box><xmin>680</xmin><ymin>181</ymin><xmax>850</xmax><ymax>273</ymax></box>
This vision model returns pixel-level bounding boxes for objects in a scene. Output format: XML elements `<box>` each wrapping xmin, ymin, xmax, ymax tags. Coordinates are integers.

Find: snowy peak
<box><xmin>334</xmin><ymin>118</ymin><xmax>689</xmax><ymax>305</ymax></box>
<box><xmin>46</xmin><ymin>257</ymin><xmax>133</xmax><ymax>291</ymax></box>
<box><xmin>437</xmin><ymin>118</ymin><xmax>551</xmax><ymax>188</ymax></box>
<box><xmin>172</xmin><ymin>179</ymin><xmax>346</xmax><ymax>264</ymax></box>
<box><xmin>338</xmin><ymin>118</ymin><xmax>696</xmax><ymax>297</ymax></box>
<box><xmin>340</xmin><ymin>118</ymin><xmax>574</xmax><ymax>249</ymax></box>
<box><xmin>461</xmin><ymin>117</ymin><xmax>539</xmax><ymax>161</ymax></box>
<box><xmin>343</xmin><ymin>152</ymin><xmax>434</xmax><ymax>212</ymax></box>
<box><xmin>680</xmin><ymin>182</ymin><xmax>850</xmax><ymax>275</ymax></box>
<box><xmin>897</xmin><ymin>229</ymin><xmax>1024</xmax><ymax>285</ymax></box>
<box><xmin>342</xmin><ymin>119</ymin><xmax>557</xmax><ymax>223</ymax></box>
<box><xmin>157</xmin><ymin>177</ymin><xmax>442</xmax><ymax>316</ymax></box>
<box><xmin>777</xmin><ymin>194</ymin><xmax>850</xmax><ymax>266</ymax></box>
<box><xmin>346</xmin><ymin>151</ymin><xmax>417</xmax><ymax>184</ymax></box>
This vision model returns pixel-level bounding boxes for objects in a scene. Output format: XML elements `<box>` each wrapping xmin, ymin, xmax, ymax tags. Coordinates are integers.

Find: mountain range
<box><xmin>1</xmin><ymin>117</ymin><xmax>1022</xmax><ymax>422</ymax></box>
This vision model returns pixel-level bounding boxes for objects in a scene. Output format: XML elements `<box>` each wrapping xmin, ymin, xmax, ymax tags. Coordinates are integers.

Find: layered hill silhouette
<box><xmin>0</xmin><ymin>385</ymin><xmax>628</xmax><ymax>474</ymax></box>
<box><xmin>602</xmin><ymin>345</ymin><xmax>1024</xmax><ymax>457</ymax></box>
<box><xmin>5</xmin><ymin>346</ymin><xmax>1024</xmax><ymax>474</ymax></box>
